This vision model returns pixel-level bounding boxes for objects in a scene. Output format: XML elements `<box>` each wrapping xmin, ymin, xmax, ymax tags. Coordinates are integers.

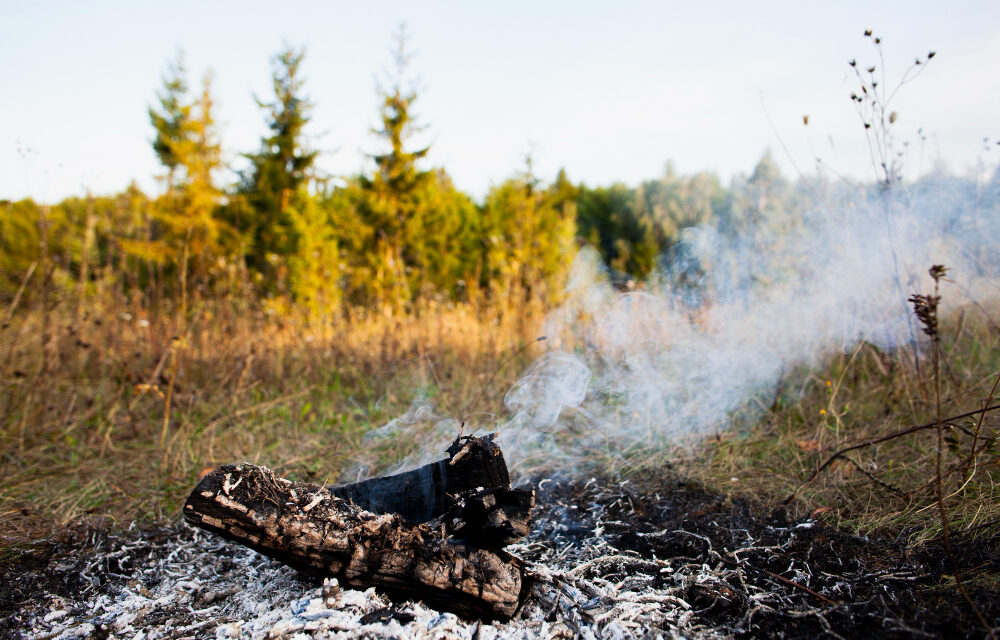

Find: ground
<box><xmin>2</xmin><ymin>475</ymin><xmax>996</xmax><ymax>639</ymax></box>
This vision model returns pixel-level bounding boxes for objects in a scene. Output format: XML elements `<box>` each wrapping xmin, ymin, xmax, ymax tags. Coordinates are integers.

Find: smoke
<box><xmin>354</xmin><ymin>175</ymin><xmax>1000</xmax><ymax>480</ymax></box>
<box><xmin>492</xmin><ymin>178</ymin><xmax>1000</xmax><ymax>471</ymax></box>
<box><xmin>504</xmin><ymin>352</ymin><xmax>592</xmax><ymax>430</ymax></box>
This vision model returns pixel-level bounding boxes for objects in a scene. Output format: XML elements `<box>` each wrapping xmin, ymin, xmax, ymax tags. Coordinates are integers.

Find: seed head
<box><xmin>909</xmin><ymin>293</ymin><xmax>940</xmax><ymax>338</ymax></box>
<box><xmin>928</xmin><ymin>264</ymin><xmax>949</xmax><ymax>282</ymax></box>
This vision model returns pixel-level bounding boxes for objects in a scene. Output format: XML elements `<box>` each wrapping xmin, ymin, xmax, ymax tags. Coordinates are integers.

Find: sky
<box><xmin>2</xmin><ymin>1</ymin><xmax>999</xmax><ymax>203</ymax></box>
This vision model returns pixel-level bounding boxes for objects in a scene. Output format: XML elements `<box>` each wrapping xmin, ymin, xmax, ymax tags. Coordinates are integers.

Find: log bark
<box><xmin>183</xmin><ymin>438</ymin><xmax>534</xmax><ymax>619</ymax></box>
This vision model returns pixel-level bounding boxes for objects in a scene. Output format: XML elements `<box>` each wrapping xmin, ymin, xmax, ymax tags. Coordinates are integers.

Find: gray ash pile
<box><xmin>6</xmin><ymin>476</ymin><xmax>996</xmax><ymax>639</ymax></box>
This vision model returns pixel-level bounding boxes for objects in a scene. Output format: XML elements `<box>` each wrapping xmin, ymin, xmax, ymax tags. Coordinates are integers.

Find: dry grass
<box><xmin>681</xmin><ymin>302</ymin><xmax>1000</xmax><ymax>549</ymax></box>
<box><xmin>2</xmin><ymin>284</ymin><xmax>998</xmax><ymax>574</ymax></box>
<box><xmin>0</xmin><ymin>294</ymin><xmax>546</xmax><ymax>537</ymax></box>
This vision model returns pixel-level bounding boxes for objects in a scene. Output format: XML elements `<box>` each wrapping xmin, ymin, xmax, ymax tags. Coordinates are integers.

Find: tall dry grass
<box><xmin>681</xmin><ymin>299</ymin><xmax>1000</xmax><ymax>550</ymax></box>
<box><xmin>0</xmin><ymin>289</ymin><xmax>548</xmax><ymax>538</ymax></box>
<box><xmin>3</xmin><ymin>268</ymin><xmax>998</xmax><ymax>570</ymax></box>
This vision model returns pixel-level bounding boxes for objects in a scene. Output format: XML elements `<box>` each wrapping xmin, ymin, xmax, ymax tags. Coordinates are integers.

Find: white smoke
<box><xmin>504</xmin><ymin>351</ymin><xmax>591</xmax><ymax>430</ymax></box>
<box><xmin>495</xmin><ymin>179</ymin><xmax>1000</xmax><ymax>469</ymax></box>
<box><xmin>352</xmin><ymin>175</ymin><xmax>1000</xmax><ymax>478</ymax></box>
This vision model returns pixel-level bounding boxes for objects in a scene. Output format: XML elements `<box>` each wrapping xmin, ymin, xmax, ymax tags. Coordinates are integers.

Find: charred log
<box><xmin>443</xmin><ymin>486</ymin><xmax>534</xmax><ymax>546</ymax></box>
<box><xmin>184</xmin><ymin>437</ymin><xmax>535</xmax><ymax>619</ymax></box>
<box><xmin>327</xmin><ymin>434</ymin><xmax>511</xmax><ymax>523</ymax></box>
<box><xmin>184</xmin><ymin>463</ymin><xmax>528</xmax><ymax>619</ymax></box>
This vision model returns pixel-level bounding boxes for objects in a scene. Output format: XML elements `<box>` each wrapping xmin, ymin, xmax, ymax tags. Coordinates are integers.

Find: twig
<box><xmin>961</xmin><ymin>373</ymin><xmax>1000</xmax><ymax>481</ymax></box>
<box><xmin>762</xmin><ymin>568</ymin><xmax>838</xmax><ymax>607</ymax></box>
<box><xmin>4</xmin><ymin>261</ymin><xmax>36</xmax><ymax>321</ymax></box>
<box><xmin>784</xmin><ymin>403</ymin><xmax>1000</xmax><ymax>504</ymax></box>
<box><xmin>842</xmin><ymin>454</ymin><xmax>903</xmax><ymax>495</ymax></box>
<box><xmin>718</xmin><ymin>555</ymin><xmax>839</xmax><ymax>607</ymax></box>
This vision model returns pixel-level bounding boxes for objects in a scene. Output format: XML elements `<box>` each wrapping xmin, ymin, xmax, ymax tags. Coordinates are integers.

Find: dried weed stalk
<box><xmin>910</xmin><ymin>265</ymin><xmax>994</xmax><ymax>639</ymax></box>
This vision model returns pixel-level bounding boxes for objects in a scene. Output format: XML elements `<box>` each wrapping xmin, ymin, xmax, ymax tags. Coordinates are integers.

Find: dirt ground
<box><xmin>2</xmin><ymin>475</ymin><xmax>997</xmax><ymax>639</ymax></box>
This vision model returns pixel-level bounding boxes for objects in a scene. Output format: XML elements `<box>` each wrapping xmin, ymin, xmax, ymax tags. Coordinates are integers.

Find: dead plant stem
<box><xmin>786</xmin><ymin>403</ymin><xmax>1000</xmax><ymax>503</ymax></box>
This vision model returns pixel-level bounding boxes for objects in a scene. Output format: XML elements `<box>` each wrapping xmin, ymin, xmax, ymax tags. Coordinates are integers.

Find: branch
<box><xmin>784</xmin><ymin>403</ymin><xmax>1000</xmax><ymax>505</ymax></box>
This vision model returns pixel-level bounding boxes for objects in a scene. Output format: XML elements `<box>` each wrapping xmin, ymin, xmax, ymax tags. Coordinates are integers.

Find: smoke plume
<box><xmin>360</xmin><ymin>175</ymin><xmax>1000</xmax><ymax>478</ymax></box>
<box><xmin>494</xmin><ymin>178</ymin><xmax>1000</xmax><ymax>471</ymax></box>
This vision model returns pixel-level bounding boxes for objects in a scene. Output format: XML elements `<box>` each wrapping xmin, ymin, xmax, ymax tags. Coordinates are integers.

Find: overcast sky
<box><xmin>2</xmin><ymin>1</ymin><xmax>998</xmax><ymax>202</ymax></box>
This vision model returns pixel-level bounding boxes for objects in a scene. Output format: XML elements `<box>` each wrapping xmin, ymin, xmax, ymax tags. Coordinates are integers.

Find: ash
<box><xmin>9</xmin><ymin>478</ymin><xmax>985</xmax><ymax>639</ymax></box>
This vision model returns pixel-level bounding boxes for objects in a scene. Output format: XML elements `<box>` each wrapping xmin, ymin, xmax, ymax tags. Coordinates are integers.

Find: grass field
<box><xmin>1</xmin><ymin>290</ymin><xmax>998</xmax><ymax>576</ymax></box>
<box><xmin>0</xmin><ymin>295</ymin><xmax>546</xmax><ymax>535</ymax></box>
<box><xmin>684</xmin><ymin>302</ymin><xmax>1000</xmax><ymax>547</ymax></box>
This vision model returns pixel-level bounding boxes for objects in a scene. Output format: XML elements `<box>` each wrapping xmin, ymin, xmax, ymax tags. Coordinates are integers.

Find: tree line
<box><xmin>4</xmin><ymin>38</ymin><xmax>993</xmax><ymax>317</ymax></box>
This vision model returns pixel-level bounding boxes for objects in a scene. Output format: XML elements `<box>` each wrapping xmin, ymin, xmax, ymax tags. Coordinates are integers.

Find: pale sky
<box><xmin>2</xmin><ymin>1</ymin><xmax>998</xmax><ymax>203</ymax></box>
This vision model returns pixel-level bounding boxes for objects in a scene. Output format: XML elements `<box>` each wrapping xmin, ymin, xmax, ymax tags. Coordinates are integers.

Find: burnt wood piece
<box><xmin>327</xmin><ymin>435</ymin><xmax>511</xmax><ymax>523</ymax></box>
<box><xmin>184</xmin><ymin>464</ymin><xmax>528</xmax><ymax>619</ymax></box>
<box><xmin>442</xmin><ymin>487</ymin><xmax>534</xmax><ymax>546</ymax></box>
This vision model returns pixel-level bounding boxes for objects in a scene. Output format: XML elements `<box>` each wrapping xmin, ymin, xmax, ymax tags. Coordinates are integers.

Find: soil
<box><xmin>1</xmin><ymin>475</ymin><xmax>997</xmax><ymax>639</ymax></box>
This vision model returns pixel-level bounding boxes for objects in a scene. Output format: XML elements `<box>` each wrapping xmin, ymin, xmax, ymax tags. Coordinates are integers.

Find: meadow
<box><xmin>2</xmin><ymin>273</ymin><xmax>998</xmax><ymax>566</ymax></box>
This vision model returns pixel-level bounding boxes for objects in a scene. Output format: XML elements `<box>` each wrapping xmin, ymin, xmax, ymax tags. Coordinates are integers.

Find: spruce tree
<box><xmin>354</xmin><ymin>26</ymin><xmax>434</xmax><ymax>308</ymax></box>
<box><xmin>147</xmin><ymin>55</ymin><xmax>226</xmax><ymax>290</ymax></box>
<box><xmin>481</xmin><ymin>161</ymin><xmax>577</xmax><ymax>304</ymax></box>
<box><xmin>149</xmin><ymin>54</ymin><xmax>190</xmax><ymax>192</ymax></box>
<box><xmin>238</xmin><ymin>46</ymin><xmax>318</xmax><ymax>289</ymax></box>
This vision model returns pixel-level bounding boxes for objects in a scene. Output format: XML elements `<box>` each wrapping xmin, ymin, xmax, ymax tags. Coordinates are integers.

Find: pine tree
<box><xmin>353</xmin><ymin>25</ymin><xmax>454</xmax><ymax>309</ymax></box>
<box><xmin>481</xmin><ymin>161</ymin><xmax>577</xmax><ymax>304</ymax></box>
<box><xmin>577</xmin><ymin>182</ymin><xmax>659</xmax><ymax>279</ymax></box>
<box><xmin>287</xmin><ymin>196</ymin><xmax>341</xmax><ymax>316</ymax></box>
<box><xmin>146</xmin><ymin>55</ymin><xmax>227</xmax><ymax>290</ymax></box>
<box><xmin>149</xmin><ymin>54</ymin><xmax>190</xmax><ymax>192</ymax></box>
<box><xmin>238</xmin><ymin>46</ymin><xmax>319</xmax><ymax>290</ymax></box>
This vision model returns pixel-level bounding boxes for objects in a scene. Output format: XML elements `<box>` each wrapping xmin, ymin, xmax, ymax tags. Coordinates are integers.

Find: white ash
<box><xmin>20</xmin><ymin>506</ymin><xmax>740</xmax><ymax>638</ymax></box>
<box><xmin>21</xmin><ymin>479</ymin><xmax>869</xmax><ymax>640</ymax></box>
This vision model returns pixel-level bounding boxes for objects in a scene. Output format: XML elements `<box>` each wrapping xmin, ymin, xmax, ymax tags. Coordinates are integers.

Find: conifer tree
<box><xmin>146</xmin><ymin>54</ymin><xmax>226</xmax><ymax>289</ymax></box>
<box><xmin>149</xmin><ymin>54</ymin><xmax>190</xmax><ymax>192</ymax></box>
<box><xmin>359</xmin><ymin>26</ymin><xmax>428</xmax><ymax>307</ymax></box>
<box><xmin>577</xmin><ymin>182</ymin><xmax>659</xmax><ymax>279</ymax></box>
<box><xmin>352</xmin><ymin>26</ymin><xmax>479</xmax><ymax>308</ymax></box>
<box><xmin>238</xmin><ymin>46</ymin><xmax>318</xmax><ymax>290</ymax></box>
<box><xmin>481</xmin><ymin>161</ymin><xmax>577</xmax><ymax>303</ymax></box>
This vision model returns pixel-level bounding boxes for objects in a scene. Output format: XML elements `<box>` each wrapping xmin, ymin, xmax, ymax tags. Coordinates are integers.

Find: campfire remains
<box><xmin>183</xmin><ymin>435</ymin><xmax>534</xmax><ymax>619</ymax></box>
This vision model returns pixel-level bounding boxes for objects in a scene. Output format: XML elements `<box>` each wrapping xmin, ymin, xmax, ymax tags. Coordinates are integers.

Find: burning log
<box><xmin>183</xmin><ymin>436</ymin><xmax>533</xmax><ymax>619</ymax></box>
